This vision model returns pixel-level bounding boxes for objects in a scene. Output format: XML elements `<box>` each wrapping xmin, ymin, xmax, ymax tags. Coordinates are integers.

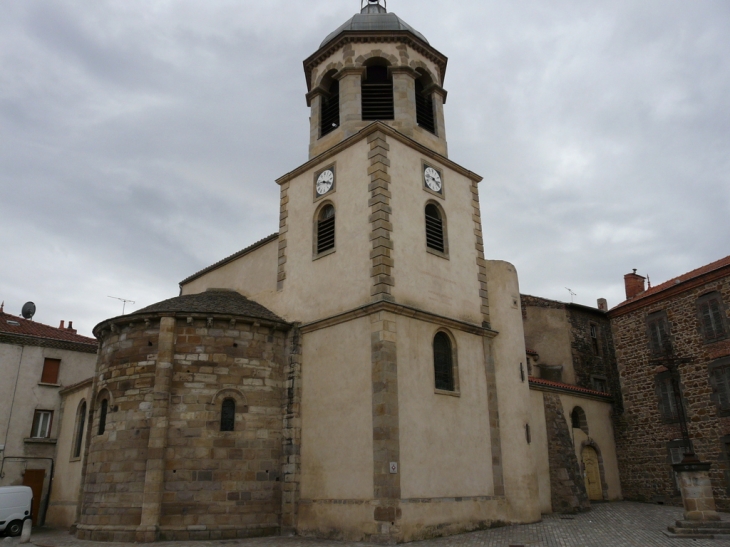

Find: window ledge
<box><xmin>313</xmin><ymin>248</ymin><xmax>336</xmax><ymax>261</ymax></box>
<box><xmin>434</xmin><ymin>388</ymin><xmax>460</xmax><ymax>398</ymax></box>
<box><xmin>426</xmin><ymin>247</ymin><xmax>449</xmax><ymax>260</ymax></box>
<box><xmin>24</xmin><ymin>438</ymin><xmax>57</xmax><ymax>445</ymax></box>
<box><xmin>69</xmin><ymin>456</ymin><xmax>81</xmax><ymax>463</ymax></box>
<box><xmin>37</xmin><ymin>382</ymin><xmax>61</xmax><ymax>388</ymax></box>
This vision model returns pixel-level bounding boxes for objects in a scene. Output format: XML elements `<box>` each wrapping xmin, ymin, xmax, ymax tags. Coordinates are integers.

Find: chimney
<box><xmin>624</xmin><ymin>269</ymin><xmax>646</xmax><ymax>299</ymax></box>
<box><xmin>59</xmin><ymin>320</ymin><xmax>65</xmax><ymax>329</ymax></box>
<box><xmin>67</xmin><ymin>321</ymin><xmax>77</xmax><ymax>334</ymax></box>
<box><xmin>597</xmin><ymin>298</ymin><xmax>608</xmax><ymax>311</ymax></box>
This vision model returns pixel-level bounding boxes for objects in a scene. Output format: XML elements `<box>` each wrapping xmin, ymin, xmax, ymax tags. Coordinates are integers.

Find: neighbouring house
<box><xmin>0</xmin><ymin>303</ymin><xmax>96</xmax><ymax>525</ymax></box>
<box><xmin>609</xmin><ymin>256</ymin><xmax>730</xmax><ymax>509</ymax></box>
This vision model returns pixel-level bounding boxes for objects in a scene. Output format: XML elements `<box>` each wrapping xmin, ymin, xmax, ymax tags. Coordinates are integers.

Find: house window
<box><xmin>31</xmin><ymin>410</ymin><xmax>53</xmax><ymax>438</ymax></box>
<box><xmin>647</xmin><ymin>311</ymin><xmax>671</xmax><ymax>355</ymax></box>
<box><xmin>320</xmin><ymin>77</ymin><xmax>340</xmax><ymax>137</ymax></box>
<box><xmin>220</xmin><ymin>398</ymin><xmax>236</xmax><ymax>432</ymax></box>
<box><xmin>361</xmin><ymin>64</ymin><xmax>394</xmax><ymax>121</ymax></box>
<box><xmin>590</xmin><ymin>324</ymin><xmax>600</xmax><ymax>355</ymax></box>
<box><xmin>721</xmin><ymin>435</ymin><xmax>730</xmax><ymax>494</ymax></box>
<box><xmin>655</xmin><ymin>371</ymin><xmax>679</xmax><ymax>423</ymax></box>
<box><xmin>433</xmin><ymin>332</ymin><xmax>455</xmax><ymax>391</ymax></box>
<box><xmin>73</xmin><ymin>401</ymin><xmax>86</xmax><ymax>458</ymax></box>
<box><xmin>698</xmin><ymin>292</ymin><xmax>726</xmax><ymax>342</ymax></box>
<box><xmin>316</xmin><ymin>204</ymin><xmax>335</xmax><ymax>255</ymax></box>
<box><xmin>41</xmin><ymin>358</ymin><xmax>61</xmax><ymax>384</ymax></box>
<box><xmin>591</xmin><ymin>376</ymin><xmax>608</xmax><ymax>394</ymax></box>
<box><xmin>709</xmin><ymin>357</ymin><xmax>730</xmax><ymax>416</ymax></box>
<box><xmin>98</xmin><ymin>399</ymin><xmax>108</xmax><ymax>435</ymax></box>
<box><xmin>425</xmin><ymin>204</ymin><xmax>446</xmax><ymax>254</ymax></box>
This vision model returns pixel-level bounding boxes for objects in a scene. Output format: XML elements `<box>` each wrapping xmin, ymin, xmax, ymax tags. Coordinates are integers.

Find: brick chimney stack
<box><xmin>59</xmin><ymin>320</ymin><xmax>65</xmax><ymax>329</ymax></box>
<box><xmin>67</xmin><ymin>321</ymin><xmax>77</xmax><ymax>334</ymax></box>
<box><xmin>624</xmin><ymin>269</ymin><xmax>646</xmax><ymax>299</ymax></box>
<box><xmin>597</xmin><ymin>298</ymin><xmax>608</xmax><ymax>311</ymax></box>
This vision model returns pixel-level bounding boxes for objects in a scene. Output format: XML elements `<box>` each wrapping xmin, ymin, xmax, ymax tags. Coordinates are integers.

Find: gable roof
<box><xmin>610</xmin><ymin>254</ymin><xmax>730</xmax><ymax>314</ymax></box>
<box><xmin>0</xmin><ymin>309</ymin><xmax>97</xmax><ymax>347</ymax></box>
<box><xmin>179</xmin><ymin>233</ymin><xmax>278</xmax><ymax>286</ymax></box>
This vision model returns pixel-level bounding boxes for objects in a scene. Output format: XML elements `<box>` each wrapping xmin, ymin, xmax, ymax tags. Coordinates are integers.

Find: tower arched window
<box><xmin>98</xmin><ymin>398</ymin><xmax>108</xmax><ymax>435</ymax></box>
<box><xmin>415</xmin><ymin>77</ymin><xmax>435</xmax><ymax>134</ymax></box>
<box><xmin>73</xmin><ymin>401</ymin><xmax>87</xmax><ymax>458</ymax></box>
<box><xmin>316</xmin><ymin>204</ymin><xmax>336</xmax><ymax>255</ymax></box>
<box><xmin>320</xmin><ymin>76</ymin><xmax>340</xmax><ymax>137</ymax></box>
<box><xmin>433</xmin><ymin>332</ymin><xmax>455</xmax><ymax>391</ymax></box>
<box><xmin>220</xmin><ymin>398</ymin><xmax>236</xmax><ymax>432</ymax></box>
<box><xmin>362</xmin><ymin>64</ymin><xmax>394</xmax><ymax>121</ymax></box>
<box><xmin>425</xmin><ymin>203</ymin><xmax>446</xmax><ymax>254</ymax></box>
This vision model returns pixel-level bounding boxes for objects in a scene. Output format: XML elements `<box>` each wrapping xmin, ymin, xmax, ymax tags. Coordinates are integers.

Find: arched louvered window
<box><xmin>316</xmin><ymin>204</ymin><xmax>336</xmax><ymax>255</ymax></box>
<box><xmin>98</xmin><ymin>399</ymin><xmax>108</xmax><ymax>435</ymax></box>
<box><xmin>220</xmin><ymin>398</ymin><xmax>236</xmax><ymax>432</ymax></box>
<box><xmin>433</xmin><ymin>332</ymin><xmax>455</xmax><ymax>391</ymax></box>
<box><xmin>425</xmin><ymin>204</ymin><xmax>445</xmax><ymax>253</ymax></box>
<box><xmin>415</xmin><ymin>78</ymin><xmax>435</xmax><ymax>134</ymax></box>
<box><xmin>320</xmin><ymin>79</ymin><xmax>340</xmax><ymax>137</ymax></box>
<box><xmin>362</xmin><ymin>64</ymin><xmax>394</xmax><ymax>121</ymax></box>
<box><xmin>73</xmin><ymin>401</ymin><xmax>86</xmax><ymax>458</ymax></box>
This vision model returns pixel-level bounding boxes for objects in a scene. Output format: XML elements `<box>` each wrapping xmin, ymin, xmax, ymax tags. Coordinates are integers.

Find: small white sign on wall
<box><xmin>389</xmin><ymin>462</ymin><xmax>398</xmax><ymax>474</ymax></box>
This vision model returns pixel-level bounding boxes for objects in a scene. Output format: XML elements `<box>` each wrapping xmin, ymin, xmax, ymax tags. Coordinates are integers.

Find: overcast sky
<box><xmin>1</xmin><ymin>0</ymin><xmax>728</xmax><ymax>337</ymax></box>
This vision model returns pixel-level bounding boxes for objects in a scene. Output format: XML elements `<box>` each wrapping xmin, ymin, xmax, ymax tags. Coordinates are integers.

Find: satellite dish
<box><xmin>21</xmin><ymin>302</ymin><xmax>36</xmax><ymax>320</ymax></box>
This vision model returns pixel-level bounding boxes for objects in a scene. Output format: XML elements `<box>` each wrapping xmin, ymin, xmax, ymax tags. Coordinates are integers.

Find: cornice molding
<box><xmin>299</xmin><ymin>300</ymin><xmax>498</xmax><ymax>337</ymax></box>
<box><xmin>303</xmin><ymin>32</ymin><xmax>448</xmax><ymax>91</ymax></box>
<box><xmin>528</xmin><ymin>379</ymin><xmax>613</xmax><ymax>402</ymax></box>
<box><xmin>276</xmin><ymin>122</ymin><xmax>482</xmax><ymax>185</ymax></box>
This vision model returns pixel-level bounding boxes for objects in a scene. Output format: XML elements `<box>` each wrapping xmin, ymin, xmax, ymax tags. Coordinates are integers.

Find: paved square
<box><xmin>10</xmin><ymin>502</ymin><xmax>730</xmax><ymax>547</ymax></box>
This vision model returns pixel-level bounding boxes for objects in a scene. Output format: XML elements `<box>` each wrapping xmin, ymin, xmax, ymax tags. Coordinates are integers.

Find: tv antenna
<box><xmin>108</xmin><ymin>296</ymin><xmax>135</xmax><ymax>315</ymax></box>
<box><xmin>565</xmin><ymin>287</ymin><xmax>576</xmax><ymax>303</ymax></box>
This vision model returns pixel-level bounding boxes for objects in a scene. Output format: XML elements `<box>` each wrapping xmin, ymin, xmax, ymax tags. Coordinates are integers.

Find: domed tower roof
<box><xmin>320</xmin><ymin>3</ymin><xmax>429</xmax><ymax>49</ymax></box>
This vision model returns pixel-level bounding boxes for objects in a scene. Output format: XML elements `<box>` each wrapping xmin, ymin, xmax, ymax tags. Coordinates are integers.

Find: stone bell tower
<box><xmin>304</xmin><ymin>0</ymin><xmax>449</xmax><ymax>159</ymax></box>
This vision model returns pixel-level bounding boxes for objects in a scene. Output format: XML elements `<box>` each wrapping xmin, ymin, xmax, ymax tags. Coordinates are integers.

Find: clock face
<box><xmin>424</xmin><ymin>166</ymin><xmax>442</xmax><ymax>193</ymax></box>
<box><xmin>316</xmin><ymin>169</ymin><xmax>334</xmax><ymax>195</ymax></box>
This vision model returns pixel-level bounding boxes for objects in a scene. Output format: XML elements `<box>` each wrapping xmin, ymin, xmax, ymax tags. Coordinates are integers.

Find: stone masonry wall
<box><xmin>543</xmin><ymin>393</ymin><xmax>590</xmax><ymax>513</ymax></box>
<box><xmin>78</xmin><ymin>314</ymin><xmax>288</xmax><ymax>542</ymax></box>
<box><xmin>611</xmin><ymin>273</ymin><xmax>730</xmax><ymax>509</ymax></box>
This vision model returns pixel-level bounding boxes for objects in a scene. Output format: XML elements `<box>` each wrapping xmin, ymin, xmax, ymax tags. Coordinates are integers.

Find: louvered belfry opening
<box><xmin>362</xmin><ymin>64</ymin><xmax>394</xmax><ymax>120</ymax></box>
<box><xmin>433</xmin><ymin>332</ymin><xmax>454</xmax><ymax>391</ymax></box>
<box><xmin>320</xmin><ymin>79</ymin><xmax>340</xmax><ymax>137</ymax></box>
<box><xmin>425</xmin><ymin>203</ymin><xmax>445</xmax><ymax>253</ymax></box>
<box><xmin>415</xmin><ymin>79</ymin><xmax>435</xmax><ymax>133</ymax></box>
<box><xmin>317</xmin><ymin>204</ymin><xmax>336</xmax><ymax>254</ymax></box>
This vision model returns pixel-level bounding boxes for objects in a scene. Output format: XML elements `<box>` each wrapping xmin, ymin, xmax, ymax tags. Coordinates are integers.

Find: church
<box><xmin>71</xmin><ymin>1</ymin><xmax>620</xmax><ymax>542</ymax></box>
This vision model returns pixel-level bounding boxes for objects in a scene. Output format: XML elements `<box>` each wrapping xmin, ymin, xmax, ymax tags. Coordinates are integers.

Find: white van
<box><xmin>0</xmin><ymin>486</ymin><xmax>32</xmax><ymax>537</ymax></box>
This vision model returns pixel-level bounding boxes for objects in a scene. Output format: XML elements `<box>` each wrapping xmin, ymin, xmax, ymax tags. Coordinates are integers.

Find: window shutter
<box><xmin>415</xmin><ymin>79</ymin><xmax>435</xmax><ymax>133</ymax></box>
<box><xmin>320</xmin><ymin>80</ymin><xmax>340</xmax><ymax>137</ymax></box>
<box><xmin>710</xmin><ymin>298</ymin><xmax>726</xmax><ymax>338</ymax></box>
<box><xmin>317</xmin><ymin>206</ymin><xmax>335</xmax><ymax>254</ymax></box>
<box><xmin>361</xmin><ymin>65</ymin><xmax>394</xmax><ymax>121</ymax></box>
<box><xmin>41</xmin><ymin>358</ymin><xmax>60</xmax><ymax>384</ymax></box>
<box><xmin>425</xmin><ymin>205</ymin><xmax>444</xmax><ymax>253</ymax></box>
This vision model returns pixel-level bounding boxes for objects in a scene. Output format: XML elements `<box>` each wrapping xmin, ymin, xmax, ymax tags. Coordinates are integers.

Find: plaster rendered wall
<box><xmin>300</xmin><ymin>317</ymin><xmax>373</xmax><ymax>500</ymax></box>
<box><xmin>274</xmin><ymin>141</ymin><xmax>373</xmax><ymax>324</ymax></box>
<box><xmin>298</xmin><ymin>317</ymin><xmax>373</xmax><ymax>539</ymax></box>
<box><xmin>485</xmin><ymin>260</ymin><xmax>540</xmax><ymax>523</ymax></box>
<box><xmin>396</xmin><ymin>316</ymin><xmax>493</xmax><ymax>498</ymax></box>
<box><xmin>308</xmin><ymin>41</ymin><xmax>446</xmax><ymax>158</ymax></box>
<box><xmin>0</xmin><ymin>343</ymin><xmax>23</xmax><ymax>451</ymax></box>
<box><xmin>46</xmin><ymin>383</ymin><xmax>91</xmax><ymax>528</ymax></box>
<box><xmin>181</xmin><ymin>240</ymin><xmax>278</xmax><ymax>301</ymax></box>
<box><xmin>529</xmin><ymin>390</ymin><xmax>552</xmax><ymax>513</ymax></box>
<box><xmin>522</xmin><ymin>303</ymin><xmax>575</xmax><ymax>384</ymax></box>
<box><xmin>388</xmin><ymin>140</ymin><xmax>482</xmax><ymax>324</ymax></box>
<box><xmin>559</xmin><ymin>394</ymin><xmax>622</xmax><ymax>501</ymax></box>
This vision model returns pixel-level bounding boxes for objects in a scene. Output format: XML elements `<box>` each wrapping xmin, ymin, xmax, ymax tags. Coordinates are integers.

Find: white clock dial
<box><xmin>316</xmin><ymin>169</ymin><xmax>334</xmax><ymax>195</ymax></box>
<box><xmin>424</xmin><ymin>166</ymin><xmax>442</xmax><ymax>192</ymax></box>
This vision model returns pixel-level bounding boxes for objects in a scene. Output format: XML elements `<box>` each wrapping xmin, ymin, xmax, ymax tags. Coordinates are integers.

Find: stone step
<box><xmin>664</xmin><ymin>530</ymin><xmax>715</xmax><ymax>539</ymax></box>
<box><xmin>667</xmin><ymin>525</ymin><xmax>730</xmax><ymax>538</ymax></box>
<box><xmin>675</xmin><ymin>520</ymin><xmax>730</xmax><ymax>530</ymax></box>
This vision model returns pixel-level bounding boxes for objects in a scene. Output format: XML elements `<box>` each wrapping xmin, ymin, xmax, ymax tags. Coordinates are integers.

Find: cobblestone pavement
<box><xmin>6</xmin><ymin>502</ymin><xmax>730</xmax><ymax>547</ymax></box>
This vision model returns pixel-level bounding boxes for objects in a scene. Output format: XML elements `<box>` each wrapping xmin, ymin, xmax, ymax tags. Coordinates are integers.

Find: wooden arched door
<box><xmin>581</xmin><ymin>446</ymin><xmax>602</xmax><ymax>501</ymax></box>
